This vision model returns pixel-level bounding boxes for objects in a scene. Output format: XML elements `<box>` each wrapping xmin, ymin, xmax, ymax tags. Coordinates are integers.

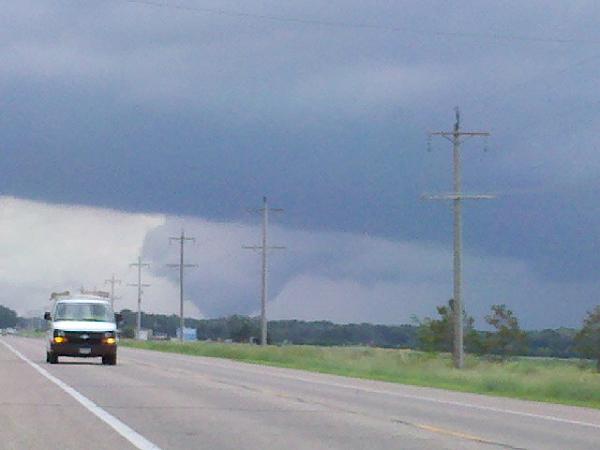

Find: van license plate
<box><xmin>79</xmin><ymin>348</ymin><xmax>91</xmax><ymax>355</ymax></box>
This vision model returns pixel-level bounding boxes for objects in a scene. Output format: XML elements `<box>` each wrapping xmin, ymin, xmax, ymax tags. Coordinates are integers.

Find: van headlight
<box><xmin>103</xmin><ymin>331</ymin><xmax>117</xmax><ymax>345</ymax></box>
<box><xmin>53</xmin><ymin>329</ymin><xmax>67</xmax><ymax>343</ymax></box>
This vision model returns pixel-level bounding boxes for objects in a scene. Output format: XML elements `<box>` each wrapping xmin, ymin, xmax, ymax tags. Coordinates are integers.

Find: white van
<box><xmin>44</xmin><ymin>291</ymin><xmax>121</xmax><ymax>365</ymax></box>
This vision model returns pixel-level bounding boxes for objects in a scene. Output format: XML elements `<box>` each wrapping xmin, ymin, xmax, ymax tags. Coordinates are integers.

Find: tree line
<box><xmin>118</xmin><ymin>309</ymin><xmax>419</xmax><ymax>348</ymax></box>
<box><xmin>0</xmin><ymin>305</ymin><xmax>18</xmax><ymax>328</ymax></box>
<box><xmin>416</xmin><ymin>301</ymin><xmax>600</xmax><ymax>370</ymax></box>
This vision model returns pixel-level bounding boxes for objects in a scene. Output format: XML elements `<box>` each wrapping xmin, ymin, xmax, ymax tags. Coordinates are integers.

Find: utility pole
<box><xmin>128</xmin><ymin>256</ymin><xmax>150</xmax><ymax>340</ymax></box>
<box><xmin>243</xmin><ymin>196</ymin><xmax>285</xmax><ymax>346</ymax></box>
<box><xmin>426</xmin><ymin>107</ymin><xmax>492</xmax><ymax>369</ymax></box>
<box><xmin>167</xmin><ymin>230</ymin><xmax>197</xmax><ymax>342</ymax></box>
<box><xmin>104</xmin><ymin>274</ymin><xmax>122</xmax><ymax>308</ymax></box>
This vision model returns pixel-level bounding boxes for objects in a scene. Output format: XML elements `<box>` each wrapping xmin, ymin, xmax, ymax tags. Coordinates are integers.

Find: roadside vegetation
<box><xmin>122</xmin><ymin>339</ymin><xmax>600</xmax><ymax>409</ymax></box>
<box><xmin>16</xmin><ymin>329</ymin><xmax>45</xmax><ymax>338</ymax></box>
<box><xmin>0</xmin><ymin>304</ymin><xmax>18</xmax><ymax>328</ymax></box>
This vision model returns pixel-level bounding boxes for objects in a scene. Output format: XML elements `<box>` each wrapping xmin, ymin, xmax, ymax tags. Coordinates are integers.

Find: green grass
<box><xmin>16</xmin><ymin>330</ymin><xmax>46</xmax><ymax>338</ymax></box>
<box><xmin>121</xmin><ymin>340</ymin><xmax>600</xmax><ymax>409</ymax></box>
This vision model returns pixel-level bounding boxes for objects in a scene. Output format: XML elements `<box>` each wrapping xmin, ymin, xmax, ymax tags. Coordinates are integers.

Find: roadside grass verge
<box><xmin>16</xmin><ymin>330</ymin><xmax>46</xmax><ymax>338</ymax></box>
<box><xmin>121</xmin><ymin>340</ymin><xmax>600</xmax><ymax>409</ymax></box>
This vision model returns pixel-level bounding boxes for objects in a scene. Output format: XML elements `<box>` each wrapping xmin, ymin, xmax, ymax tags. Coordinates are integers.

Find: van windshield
<box><xmin>54</xmin><ymin>303</ymin><xmax>114</xmax><ymax>322</ymax></box>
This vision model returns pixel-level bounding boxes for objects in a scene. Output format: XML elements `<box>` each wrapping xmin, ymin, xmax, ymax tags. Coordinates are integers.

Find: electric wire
<box><xmin>111</xmin><ymin>0</ymin><xmax>600</xmax><ymax>45</ymax></box>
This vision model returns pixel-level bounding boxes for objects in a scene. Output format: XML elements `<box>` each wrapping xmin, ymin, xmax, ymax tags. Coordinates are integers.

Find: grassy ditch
<box><xmin>16</xmin><ymin>330</ymin><xmax>46</xmax><ymax>338</ymax></box>
<box><xmin>121</xmin><ymin>340</ymin><xmax>600</xmax><ymax>409</ymax></box>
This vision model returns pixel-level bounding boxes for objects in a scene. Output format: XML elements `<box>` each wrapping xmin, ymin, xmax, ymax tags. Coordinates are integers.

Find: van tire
<box><xmin>48</xmin><ymin>352</ymin><xmax>58</xmax><ymax>364</ymax></box>
<box><xmin>102</xmin><ymin>354</ymin><xmax>116</xmax><ymax>365</ymax></box>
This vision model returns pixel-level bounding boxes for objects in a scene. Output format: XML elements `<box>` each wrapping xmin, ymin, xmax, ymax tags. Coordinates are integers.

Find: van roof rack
<box><xmin>50</xmin><ymin>291</ymin><xmax>71</xmax><ymax>301</ymax></box>
<box><xmin>79</xmin><ymin>289</ymin><xmax>110</xmax><ymax>298</ymax></box>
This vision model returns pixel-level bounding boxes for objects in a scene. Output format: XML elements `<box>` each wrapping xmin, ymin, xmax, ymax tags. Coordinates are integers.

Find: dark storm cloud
<box><xmin>2</xmin><ymin>1</ymin><xmax>600</xmax><ymax>326</ymax></box>
<box><xmin>140</xmin><ymin>215</ymin><xmax>597</xmax><ymax>328</ymax></box>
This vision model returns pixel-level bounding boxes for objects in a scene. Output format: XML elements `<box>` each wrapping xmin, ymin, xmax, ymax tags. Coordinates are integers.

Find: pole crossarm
<box><xmin>170</xmin><ymin>237</ymin><xmax>195</xmax><ymax>243</ymax></box>
<box><xmin>429</xmin><ymin>131</ymin><xmax>490</xmax><ymax>145</ymax></box>
<box><xmin>105</xmin><ymin>276</ymin><xmax>122</xmax><ymax>285</ymax></box>
<box><xmin>422</xmin><ymin>193</ymin><xmax>496</xmax><ymax>201</ymax></box>
<box><xmin>242</xmin><ymin>245</ymin><xmax>286</xmax><ymax>251</ymax></box>
<box><xmin>429</xmin><ymin>131</ymin><xmax>490</xmax><ymax>136</ymax></box>
<box><xmin>247</xmin><ymin>208</ymin><xmax>284</xmax><ymax>214</ymax></box>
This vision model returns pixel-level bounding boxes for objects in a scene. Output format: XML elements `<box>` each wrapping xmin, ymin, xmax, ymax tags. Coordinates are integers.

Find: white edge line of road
<box><xmin>1</xmin><ymin>339</ymin><xmax>162</xmax><ymax>450</ymax></box>
<box><xmin>125</xmin><ymin>348</ymin><xmax>600</xmax><ymax>431</ymax></box>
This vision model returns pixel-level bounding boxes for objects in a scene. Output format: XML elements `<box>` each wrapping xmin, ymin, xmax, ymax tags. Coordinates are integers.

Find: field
<box><xmin>122</xmin><ymin>340</ymin><xmax>600</xmax><ymax>409</ymax></box>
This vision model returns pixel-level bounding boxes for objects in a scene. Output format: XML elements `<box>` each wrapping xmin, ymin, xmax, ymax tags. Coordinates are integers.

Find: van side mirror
<box><xmin>44</xmin><ymin>312</ymin><xmax>51</xmax><ymax>321</ymax></box>
<box><xmin>114</xmin><ymin>313</ymin><xmax>123</xmax><ymax>324</ymax></box>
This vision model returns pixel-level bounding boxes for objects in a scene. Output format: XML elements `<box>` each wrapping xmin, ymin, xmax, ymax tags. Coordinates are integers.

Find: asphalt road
<box><xmin>1</xmin><ymin>336</ymin><xmax>599</xmax><ymax>450</ymax></box>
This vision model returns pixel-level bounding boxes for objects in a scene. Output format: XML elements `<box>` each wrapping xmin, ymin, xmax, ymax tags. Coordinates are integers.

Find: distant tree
<box><xmin>0</xmin><ymin>305</ymin><xmax>18</xmax><ymax>328</ymax></box>
<box><xmin>526</xmin><ymin>328</ymin><xmax>577</xmax><ymax>358</ymax></box>
<box><xmin>228</xmin><ymin>315</ymin><xmax>259</xmax><ymax>343</ymax></box>
<box><xmin>121</xmin><ymin>326</ymin><xmax>135</xmax><ymax>339</ymax></box>
<box><xmin>417</xmin><ymin>301</ymin><xmax>452</xmax><ymax>352</ymax></box>
<box><xmin>575</xmin><ymin>305</ymin><xmax>600</xmax><ymax>372</ymax></box>
<box><xmin>417</xmin><ymin>300</ymin><xmax>479</xmax><ymax>353</ymax></box>
<box><xmin>484</xmin><ymin>304</ymin><xmax>527</xmax><ymax>357</ymax></box>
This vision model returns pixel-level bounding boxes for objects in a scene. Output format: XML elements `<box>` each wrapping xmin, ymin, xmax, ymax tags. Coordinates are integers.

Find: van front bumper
<box><xmin>50</xmin><ymin>342</ymin><xmax>117</xmax><ymax>357</ymax></box>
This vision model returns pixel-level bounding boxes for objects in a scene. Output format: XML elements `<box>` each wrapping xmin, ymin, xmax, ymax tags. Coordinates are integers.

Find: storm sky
<box><xmin>2</xmin><ymin>1</ymin><xmax>600</xmax><ymax>328</ymax></box>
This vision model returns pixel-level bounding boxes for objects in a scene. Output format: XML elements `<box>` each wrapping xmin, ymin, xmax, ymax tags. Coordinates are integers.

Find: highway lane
<box><xmin>2</xmin><ymin>336</ymin><xmax>600</xmax><ymax>449</ymax></box>
<box><xmin>0</xmin><ymin>336</ymin><xmax>137</xmax><ymax>450</ymax></box>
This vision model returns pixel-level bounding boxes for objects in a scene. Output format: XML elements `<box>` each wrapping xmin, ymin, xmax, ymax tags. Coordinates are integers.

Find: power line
<box><xmin>112</xmin><ymin>0</ymin><xmax>600</xmax><ymax>45</ymax></box>
<box><xmin>425</xmin><ymin>108</ymin><xmax>492</xmax><ymax>369</ymax></box>
<box><xmin>243</xmin><ymin>196</ymin><xmax>285</xmax><ymax>346</ymax></box>
<box><xmin>167</xmin><ymin>229</ymin><xmax>197</xmax><ymax>342</ymax></box>
<box><xmin>129</xmin><ymin>256</ymin><xmax>150</xmax><ymax>340</ymax></box>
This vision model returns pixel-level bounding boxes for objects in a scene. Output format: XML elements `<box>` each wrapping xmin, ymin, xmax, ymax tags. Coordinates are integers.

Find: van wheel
<box><xmin>102</xmin><ymin>355</ymin><xmax>116</xmax><ymax>365</ymax></box>
<box><xmin>46</xmin><ymin>352</ymin><xmax>50</xmax><ymax>362</ymax></box>
<box><xmin>48</xmin><ymin>352</ymin><xmax>58</xmax><ymax>364</ymax></box>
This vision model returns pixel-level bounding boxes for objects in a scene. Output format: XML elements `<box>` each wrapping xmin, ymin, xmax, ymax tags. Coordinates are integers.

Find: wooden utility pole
<box><xmin>426</xmin><ymin>108</ymin><xmax>492</xmax><ymax>369</ymax></box>
<box><xmin>128</xmin><ymin>257</ymin><xmax>150</xmax><ymax>340</ymax></box>
<box><xmin>243</xmin><ymin>197</ymin><xmax>285</xmax><ymax>346</ymax></box>
<box><xmin>168</xmin><ymin>230</ymin><xmax>197</xmax><ymax>342</ymax></box>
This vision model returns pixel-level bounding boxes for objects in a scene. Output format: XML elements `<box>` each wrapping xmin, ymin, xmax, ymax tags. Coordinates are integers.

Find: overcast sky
<box><xmin>2</xmin><ymin>1</ymin><xmax>600</xmax><ymax>329</ymax></box>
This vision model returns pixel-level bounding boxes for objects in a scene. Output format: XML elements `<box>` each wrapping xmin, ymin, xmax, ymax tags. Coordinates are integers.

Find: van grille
<box><xmin>64</xmin><ymin>331</ymin><xmax>103</xmax><ymax>345</ymax></box>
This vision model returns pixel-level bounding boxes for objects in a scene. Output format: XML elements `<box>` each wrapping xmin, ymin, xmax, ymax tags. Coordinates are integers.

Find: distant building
<box><xmin>150</xmin><ymin>332</ymin><xmax>169</xmax><ymax>341</ymax></box>
<box><xmin>176</xmin><ymin>327</ymin><xmax>197</xmax><ymax>341</ymax></box>
<box><xmin>137</xmin><ymin>329</ymin><xmax>152</xmax><ymax>341</ymax></box>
